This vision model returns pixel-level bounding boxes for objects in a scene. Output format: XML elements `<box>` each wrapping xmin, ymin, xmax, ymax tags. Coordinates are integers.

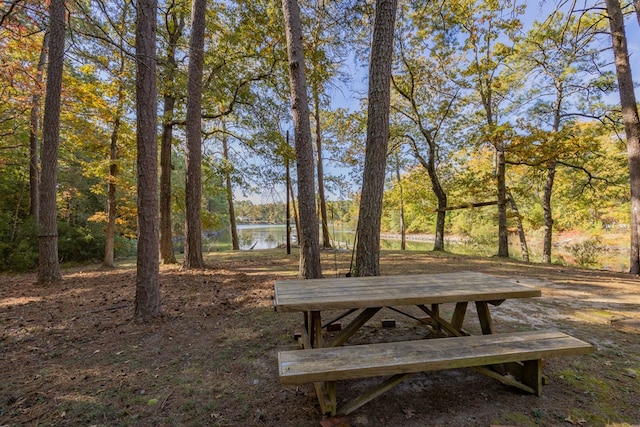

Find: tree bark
<box><xmin>29</xmin><ymin>31</ymin><xmax>49</xmax><ymax>219</ymax></box>
<box><xmin>282</xmin><ymin>0</ymin><xmax>322</xmax><ymax>279</ymax></box>
<box><xmin>103</xmin><ymin>10</ymin><xmax>129</xmax><ymax>269</ymax></box>
<box><xmin>507</xmin><ymin>189</ymin><xmax>529</xmax><ymax>262</ymax></box>
<box><xmin>288</xmin><ymin>178</ymin><xmax>300</xmax><ymax>249</ymax></box>
<box><xmin>496</xmin><ymin>141</ymin><xmax>509</xmax><ymax>257</ymax></box>
<box><xmin>605</xmin><ymin>0</ymin><xmax>640</xmax><ymax>274</ymax></box>
<box><xmin>103</xmin><ymin>115</ymin><xmax>120</xmax><ymax>268</ymax></box>
<box><xmin>37</xmin><ymin>0</ymin><xmax>64</xmax><ymax>284</ymax></box>
<box><xmin>542</xmin><ymin>160</ymin><xmax>557</xmax><ymax>263</ymax></box>
<box><xmin>313</xmin><ymin>87</ymin><xmax>332</xmax><ymax>248</ymax></box>
<box><xmin>183</xmin><ymin>0</ymin><xmax>206</xmax><ymax>269</ymax></box>
<box><xmin>410</xmin><ymin>140</ymin><xmax>447</xmax><ymax>251</ymax></box>
<box><xmin>134</xmin><ymin>0</ymin><xmax>161</xmax><ymax>321</ymax></box>
<box><xmin>355</xmin><ymin>0</ymin><xmax>398</xmax><ymax>276</ymax></box>
<box><xmin>160</xmin><ymin>94</ymin><xmax>177</xmax><ymax>264</ymax></box>
<box><xmin>222</xmin><ymin>126</ymin><xmax>239</xmax><ymax>250</ymax></box>
<box><xmin>159</xmin><ymin>3</ymin><xmax>183</xmax><ymax>265</ymax></box>
<box><xmin>393</xmin><ymin>151</ymin><xmax>406</xmax><ymax>250</ymax></box>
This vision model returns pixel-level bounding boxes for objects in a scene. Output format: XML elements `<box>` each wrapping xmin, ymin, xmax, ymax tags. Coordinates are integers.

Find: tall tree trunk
<box><xmin>313</xmin><ymin>87</ymin><xmax>331</xmax><ymax>248</ymax></box>
<box><xmin>29</xmin><ymin>31</ymin><xmax>49</xmax><ymax>219</ymax></box>
<box><xmin>159</xmin><ymin>3</ymin><xmax>183</xmax><ymax>265</ymax></box>
<box><xmin>38</xmin><ymin>0</ymin><xmax>64</xmax><ymax>284</ymax></box>
<box><xmin>355</xmin><ymin>0</ymin><xmax>398</xmax><ymax>276</ymax></box>
<box><xmin>605</xmin><ymin>0</ymin><xmax>640</xmax><ymax>274</ymax></box>
<box><xmin>425</xmin><ymin>140</ymin><xmax>446</xmax><ymax>252</ymax></box>
<box><xmin>496</xmin><ymin>141</ymin><xmax>509</xmax><ymax>257</ymax></box>
<box><xmin>288</xmin><ymin>178</ymin><xmax>300</xmax><ymax>248</ymax></box>
<box><xmin>393</xmin><ymin>151</ymin><xmax>406</xmax><ymax>250</ymax></box>
<box><xmin>134</xmin><ymin>0</ymin><xmax>161</xmax><ymax>321</ymax></box>
<box><xmin>286</xmin><ymin>147</ymin><xmax>292</xmax><ymax>254</ymax></box>
<box><xmin>408</xmin><ymin>137</ymin><xmax>447</xmax><ymax>252</ymax></box>
<box><xmin>103</xmin><ymin>115</ymin><xmax>120</xmax><ymax>268</ymax></box>
<box><xmin>507</xmin><ymin>189</ymin><xmax>529</xmax><ymax>262</ymax></box>
<box><xmin>222</xmin><ymin>127</ymin><xmax>239</xmax><ymax>250</ymax></box>
<box><xmin>542</xmin><ymin>160</ymin><xmax>557</xmax><ymax>263</ymax></box>
<box><xmin>103</xmin><ymin>12</ymin><xmax>128</xmax><ymax>269</ymax></box>
<box><xmin>160</xmin><ymin>94</ymin><xmax>177</xmax><ymax>264</ymax></box>
<box><xmin>282</xmin><ymin>0</ymin><xmax>322</xmax><ymax>279</ymax></box>
<box><xmin>183</xmin><ymin>0</ymin><xmax>206</xmax><ymax>269</ymax></box>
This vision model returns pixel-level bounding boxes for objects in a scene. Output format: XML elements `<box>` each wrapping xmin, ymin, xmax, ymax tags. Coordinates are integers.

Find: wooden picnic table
<box><xmin>274</xmin><ymin>271</ymin><xmax>542</xmax><ymax>348</ymax></box>
<box><xmin>274</xmin><ymin>271</ymin><xmax>591</xmax><ymax>416</ymax></box>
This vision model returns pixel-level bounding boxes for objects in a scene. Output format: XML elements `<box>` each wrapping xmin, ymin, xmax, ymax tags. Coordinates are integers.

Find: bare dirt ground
<box><xmin>1</xmin><ymin>249</ymin><xmax>639</xmax><ymax>427</ymax></box>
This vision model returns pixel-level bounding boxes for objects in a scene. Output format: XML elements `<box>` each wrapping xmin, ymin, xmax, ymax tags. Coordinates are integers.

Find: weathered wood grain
<box><xmin>278</xmin><ymin>330</ymin><xmax>592</xmax><ymax>385</ymax></box>
<box><xmin>274</xmin><ymin>272</ymin><xmax>541</xmax><ymax>312</ymax></box>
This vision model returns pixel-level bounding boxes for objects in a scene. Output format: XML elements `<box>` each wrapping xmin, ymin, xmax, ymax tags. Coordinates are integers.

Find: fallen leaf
<box><xmin>402</xmin><ymin>407</ymin><xmax>415</xmax><ymax>419</ymax></box>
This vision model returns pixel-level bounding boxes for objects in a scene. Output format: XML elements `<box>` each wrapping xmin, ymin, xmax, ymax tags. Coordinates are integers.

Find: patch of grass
<box><xmin>493</xmin><ymin>411</ymin><xmax>536</xmax><ymax>426</ymax></box>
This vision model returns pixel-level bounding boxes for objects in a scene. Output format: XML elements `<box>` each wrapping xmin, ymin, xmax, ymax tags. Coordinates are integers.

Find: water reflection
<box><xmin>203</xmin><ymin>224</ymin><xmax>357</xmax><ymax>251</ymax></box>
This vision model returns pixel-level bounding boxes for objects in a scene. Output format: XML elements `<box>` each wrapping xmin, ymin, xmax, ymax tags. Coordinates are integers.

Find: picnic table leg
<box><xmin>451</xmin><ymin>302</ymin><xmax>468</xmax><ymax>331</ymax></box>
<box><xmin>314</xmin><ymin>380</ymin><xmax>337</xmax><ymax>415</ymax></box>
<box><xmin>302</xmin><ymin>311</ymin><xmax>323</xmax><ymax>348</ymax></box>
<box><xmin>431</xmin><ymin>304</ymin><xmax>441</xmax><ymax>331</ymax></box>
<box><xmin>521</xmin><ymin>359</ymin><xmax>543</xmax><ymax>397</ymax></box>
<box><xmin>475</xmin><ymin>301</ymin><xmax>495</xmax><ymax>334</ymax></box>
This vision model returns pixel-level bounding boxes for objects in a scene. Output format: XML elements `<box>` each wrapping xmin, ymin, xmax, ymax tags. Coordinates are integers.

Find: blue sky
<box><xmin>241</xmin><ymin>2</ymin><xmax>640</xmax><ymax>204</ymax></box>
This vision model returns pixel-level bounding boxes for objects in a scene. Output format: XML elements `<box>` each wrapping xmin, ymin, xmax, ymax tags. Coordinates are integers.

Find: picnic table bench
<box><xmin>274</xmin><ymin>272</ymin><xmax>593</xmax><ymax>416</ymax></box>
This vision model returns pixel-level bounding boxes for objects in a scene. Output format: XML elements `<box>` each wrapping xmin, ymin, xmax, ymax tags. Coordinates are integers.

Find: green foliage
<box><xmin>57</xmin><ymin>222</ymin><xmax>107</xmax><ymax>263</ymax></box>
<box><xmin>0</xmin><ymin>216</ymin><xmax>38</xmax><ymax>272</ymax></box>
<box><xmin>568</xmin><ymin>237</ymin><xmax>602</xmax><ymax>268</ymax></box>
<box><xmin>0</xmin><ymin>215</ymin><xmax>137</xmax><ymax>272</ymax></box>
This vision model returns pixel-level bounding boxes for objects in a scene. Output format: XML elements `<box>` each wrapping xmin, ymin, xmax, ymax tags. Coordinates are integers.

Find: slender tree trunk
<box><xmin>134</xmin><ymin>0</ymin><xmax>161</xmax><ymax>321</ymax></box>
<box><xmin>160</xmin><ymin>94</ymin><xmax>177</xmax><ymax>264</ymax></box>
<box><xmin>286</xmin><ymin>149</ymin><xmax>292</xmax><ymax>254</ymax></box>
<box><xmin>605</xmin><ymin>0</ymin><xmax>640</xmax><ymax>274</ymax></box>
<box><xmin>426</xmin><ymin>143</ymin><xmax>447</xmax><ymax>252</ymax></box>
<box><xmin>542</xmin><ymin>160</ymin><xmax>557</xmax><ymax>263</ymax></box>
<box><xmin>103</xmin><ymin>15</ymin><xmax>128</xmax><ymax>269</ymax></box>
<box><xmin>479</xmin><ymin>65</ymin><xmax>508</xmax><ymax>257</ymax></box>
<box><xmin>38</xmin><ymin>0</ymin><xmax>64</xmax><ymax>284</ymax></box>
<box><xmin>159</xmin><ymin>4</ymin><xmax>183</xmax><ymax>265</ymax></box>
<box><xmin>222</xmin><ymin>127</ymin><xmax>239</xmax><ymax>250</ymax></box>
<box><xmin>496</xmin><ymin>141</ymin><xmax>509</xmax><ymax>257</ymax></box>
<box><xmin>183</xmin><ymin>0</ymin><xmax>206</xmax><ymax>269</ymax></box>
<box><xmin>103</xmin><ymin>115</ymin><xmax>120</xmax><ymax>268</ymax></box>
<box><xmin>409</xmin><ymin>138</ymin><xmax>447</xmax><ymax>252</ymax></box>
<box><xmin>30</xmin><ymin>31</ymin><xmax>49</xmax><ymax>219</ymax></box>
<box><xmin>507</xmin><ymin>189</ymin><xmax>529</xmax><ymax>262</ymax></box>
<box><xmin>288</xmin><ymin>178</ymin><xmax>300</xmax><ymax>248</ymax></box>
<box><xmin>313</xmin><ymin>88</ymin><xmax>331</xmax><ymax>248</ymax></box>
<box><xmin>355</xmin><ymin>0</ymin><xmax>398</xmax><ymax>276</ymax></box>
<box><xmin>393</xmin><ymin>152</ymin><xmax>406</xmax><ymax>250</ymax></box>
<box><xmin>282</xmin><ymin>0</ymin><xmax>322</xmax><ymax>279</ymax></box>
<box><xmin>634</xmin><ymin>0</ymin><xmax>640</xmax><ymax>26</ymax></box>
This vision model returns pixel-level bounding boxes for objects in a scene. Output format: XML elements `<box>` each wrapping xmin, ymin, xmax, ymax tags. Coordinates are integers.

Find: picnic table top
<box><xmin>273</xmin><ymin>271</ymin><xmax>541</xmax><ymax>312</ymax></box>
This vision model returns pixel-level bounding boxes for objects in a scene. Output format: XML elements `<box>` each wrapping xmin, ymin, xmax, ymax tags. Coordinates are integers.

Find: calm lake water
<box><xmin>204</xmin><ymin>224</ymin><xmax>356</xmax><ymax>251</ymax></box>
<box><xmin>203</xmin><ymin>224</ymin><xmax>629</xmax><ymax>272</ymax></box>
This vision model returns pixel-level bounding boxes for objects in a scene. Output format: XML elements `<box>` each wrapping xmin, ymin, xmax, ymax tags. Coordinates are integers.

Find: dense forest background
<box><xmin>0</xmin><ymin>0</ymin><xmax>638</xmax><ymax>273</ymax></box>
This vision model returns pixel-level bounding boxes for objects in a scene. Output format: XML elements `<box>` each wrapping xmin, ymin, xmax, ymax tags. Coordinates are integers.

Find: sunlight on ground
<box><xmin>0</xmin><ymin>296</ymin><xmax>42</xmax><ymax>308</ymax></box>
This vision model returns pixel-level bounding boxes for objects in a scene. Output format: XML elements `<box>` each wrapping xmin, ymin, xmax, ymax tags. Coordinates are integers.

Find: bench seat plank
<box><xmin>278</xmin><ymin>330</ymin><xmax>592</xmax><ymax>385</ymax></box>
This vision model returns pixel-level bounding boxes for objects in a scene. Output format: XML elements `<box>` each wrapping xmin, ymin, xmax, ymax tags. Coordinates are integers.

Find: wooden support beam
<box><xmin>327</xmin><ymin>307</ymin><xmax>381</xmax><ymax>347</ymax></box>
<box><xmin>475</xmin><ymin>301</ymin><xmax>495</xmax><ymax>335</ymax></box>
<box><xmin>451</xmin><ymin>301</ymin><xmax>468</xmax><ymax>331</ymax></box>
<box><xmin>338</xmin><ymin>373</ymin><xmax>413</xmax><ymax>415</ymax></box>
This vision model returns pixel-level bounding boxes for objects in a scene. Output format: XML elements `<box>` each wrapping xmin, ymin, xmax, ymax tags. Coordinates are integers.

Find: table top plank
<box><xmin>274</xmin><ymin>272</ymin><xmax>541</xmax><ymax>312</ymax></box>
